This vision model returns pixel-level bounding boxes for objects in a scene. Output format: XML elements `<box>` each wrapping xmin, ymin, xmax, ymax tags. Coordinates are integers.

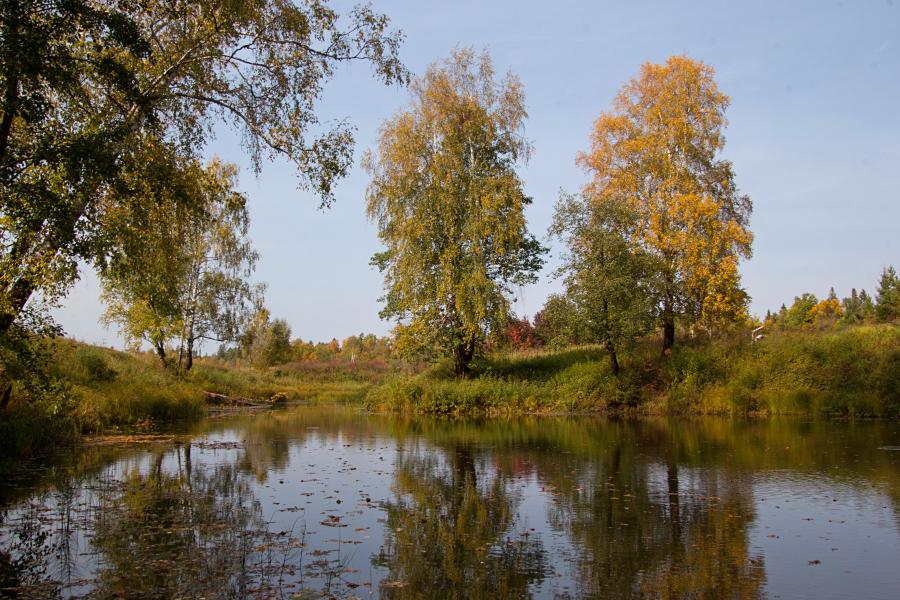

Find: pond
<box><xmin>1</xmin><ymin>406</ymin><xmax>899</xmax><ymax>599</ymax></box>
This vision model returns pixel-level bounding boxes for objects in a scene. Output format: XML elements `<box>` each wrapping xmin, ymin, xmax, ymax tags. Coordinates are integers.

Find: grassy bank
<box><xmin>0</xmin><ymin>339</ymin><xmax>396</xmax><ymax>461</ymax></box>
<box><xmin>365</xmin><ymin>324</ymin><xmax>900</xmax><ymax>418</ymax></box>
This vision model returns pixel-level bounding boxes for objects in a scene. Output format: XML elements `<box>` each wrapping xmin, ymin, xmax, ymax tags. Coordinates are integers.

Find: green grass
<box><xmin>366</xmin><ymin>346</ymin><xmax>645</xmax><ymax>415</ymax></box>
<box><xmin>0</xmin><ymin>339</ymin><xmax>398</xmax><ymax>461</ymax></box>
<box><xmin>665</xmin><ymin>324</ymin><xmax>900</xmax><ymax>417</ymax></box>
<box><xmin>3</xmin><ymin>324</ymin><xmax>897</xmax><ymax>461</ymax></box>
<box><xmin>366</xmin><ymin>324</ymin><xmax>900</xmax><ymax>418</ymax></box>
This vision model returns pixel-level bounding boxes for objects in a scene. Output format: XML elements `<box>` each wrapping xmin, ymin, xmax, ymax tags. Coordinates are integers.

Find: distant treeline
<box><xmin>762</xmin><ymin>266</ymin><xmax>899</xmax><ymax>330</ymax></box>
<box><xmin>495</xmin><ymin>265</ymin><xmax>900</xmax><ymax>352</ymax></box>
<box><xmin>212</xmin><ymin>321</ymin><xmax>393</xmax><ymax>368</ymax></box>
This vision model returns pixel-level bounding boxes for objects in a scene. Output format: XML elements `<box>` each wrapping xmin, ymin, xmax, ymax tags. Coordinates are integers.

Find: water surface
<box><xmin>1</xmin><ymin>406</ymin><xmax>899</xmax><ymax>599</ymax></box>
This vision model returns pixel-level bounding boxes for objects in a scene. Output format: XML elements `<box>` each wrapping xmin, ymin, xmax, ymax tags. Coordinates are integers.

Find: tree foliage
<box><xmin>533</xmin><ymin>295</ymin><xmax>582</xmax><ymax>349</ymax></box>
<box><xmin>0</xmin><ymin>0</ymin><xmax>406</xmax><ymax>337</ymax></box>
<box><xmin>100</xmin><ymin>157</ymin><xmax>260</xmax><ymax>370</ymax></box>
<box><xmin>579</xmin><ymin>56</ymin><xmax>752</xmax><ymax>353</ymax></box>
<box><xmin>550</xmin><ymin>192</ymin><xmax>654</xmax><ymax>374</ymax></box>
<box><xmin>875</xmin><ymin>265</ymin><xmax>900</xmax><ymax>322</ymax></box>
<box><xmin>841</xmin><ymin>288</ymin><xmax>875</xmax><ymax>325</ymax></box>
<box><xmin>364</xmin><ymin>48</ymin><xmax>544</xmax><ymax>376</ymax></box>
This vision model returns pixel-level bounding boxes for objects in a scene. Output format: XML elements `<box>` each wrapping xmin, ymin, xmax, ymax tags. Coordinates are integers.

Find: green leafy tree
<box><xmin>261</xmin><ymin>319</ymin><xmax>292</xmax><ymax>367</ymax></box>
<box><xmin>875</xmin><ymin>266</ymin><xmax>900</xmax><ymax>322</ymax></box>
<box><xmin>0</xmin><ymin>0</ymin><xmax>407</xmax><ymax>388</ymax></box>
<box><xmin>534</xmin><ymin>294</ymin><xmax>583</xmax><ymax>349</ymax></box>
<box><xmin>364</xmin><ymin>48</ymin><xmax>544</xmax><ymax>376</ymax></box>
<box><xmin>239</xmin><ymin>310</ymin><xmax>292</xmax><ymax>368</ymax></box>
<box><xmin>550</xmin><ymin>192</ymin><xmax>654</xmax><ymax>375</ymax></box>
<box><xmin>858</xmin><ymin>290</ymin><xmax>876</xmax><ymax>321</ymax></box>
<box><xmin>782</xmin><ymin>293</ymin><xmax>818</xmax><ymax>328</ymax></box>
<box><xmin>100</xmin><ymin>157</ymin><xmax>261</xmax><ymax>370</ymax></box>
<box><xmin>846</xmin><ymin>289</ymin><xmax>877</xmax><ymax>324</ymax></box>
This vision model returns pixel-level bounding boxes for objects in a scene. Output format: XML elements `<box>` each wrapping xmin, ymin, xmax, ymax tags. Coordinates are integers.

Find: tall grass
<box><xmin>1</xmin><ymin>340</ymin><xmax>397</xmax><ymax>461</ymax></box>
<box><xmin>665</xmin><ymin>325</ymin><xmax>900</xmax><ymax>417</ymax></box>
<box><xmin>51</xmin><ymin>340</ymin><xmax>207</xmax><ymax>432</ymax></box>
<box><xmin>366</xmin><ymin>346</ymin><xmax>646</xmax><ymax>415</ymax></box>
<box><xmin>367</xmin><ymin>324</ymin><xmax>900</xmax><ymax>417</ymax></box>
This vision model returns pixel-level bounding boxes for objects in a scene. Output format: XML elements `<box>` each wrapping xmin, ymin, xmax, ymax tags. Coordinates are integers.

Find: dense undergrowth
<box><xmin>366</xmin><ymin>324</ymin><xmax>900</xmax><ymax>418</ymax></box>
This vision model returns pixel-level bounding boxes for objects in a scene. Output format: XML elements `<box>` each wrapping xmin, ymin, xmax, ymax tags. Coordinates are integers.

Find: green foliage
<box><xmin>663</xmin><ymin>325</ymin><xmax>900</xmax><ymax>417</ymax></box>
<box><xmin>876</xmin><ymin>265</ymin><xmax>900</xmax><ymax>322</ymax></box>
<box><xmin>364</xmin><ymin>48</ymin><xmax>544</xmax><ymax>376</ymax></box>
<box><xmin>366</xmin><ymin>346</ymin><xmax>643</xmax><ymax>415</ymax></box>
<box><xmin>0</xmin><ymin>0</ymin><xmax>406</xmax><ymax>388</ymax></box>
<box><xmin>841</xmin><ymin>288</ymin><xmax>876</xmax><ymax>325</ymax></box>
<box><xmin>368</xmin><ymin>325</ymin><xmax>900</xmax><ymax>418</ymax></box>
<box><xmin>262</xmin><ymin>319</ymin><xmax>293</xmax><ymax>367</ymax></box>
<box><xmin>238</xmin><ymin>312</ymin><xmax>295</xmax><ymax>368</ymax></box>
<box><xmin>100</xmin><ymin>157</ymin><xmax>261</xmax><ymax>371</ymax></box>
<box><xmin>77</xmin><ymin>349</ymin><xmax>118</xmax><ymax>383</ymax></box>
<box><xmin>550</xmin><ymin>191</ymin><xmax>655</xmax><ymax>371</ymax></box>
<box><xmin>781</xmin><ymin>293</ymin><xmax>818</xmax><ymax>328</ymax></box>
<box><xmin>533</xmin><ymin>295</ymin><xmax>583</xmax><ymax>348</ymax></box>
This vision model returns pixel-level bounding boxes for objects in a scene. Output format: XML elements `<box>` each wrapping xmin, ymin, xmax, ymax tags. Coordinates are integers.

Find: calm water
<box><xmin>1</xmin><ymin>406</ymin><xmax>899</xmax><ymax>599</ymax></box>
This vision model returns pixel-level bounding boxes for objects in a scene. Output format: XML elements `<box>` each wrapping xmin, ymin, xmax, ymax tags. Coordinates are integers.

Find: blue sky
<box><xmin>54</xmin><ymin>0</ymin><xmax>900</xmax><ymax>347</ymax></box>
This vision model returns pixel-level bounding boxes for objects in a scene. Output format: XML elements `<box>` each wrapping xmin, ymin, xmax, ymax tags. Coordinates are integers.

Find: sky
<box><xmin>53</xmin><ymin>0</ymin><xmax>900</xmax><ymax>347</ymax></box>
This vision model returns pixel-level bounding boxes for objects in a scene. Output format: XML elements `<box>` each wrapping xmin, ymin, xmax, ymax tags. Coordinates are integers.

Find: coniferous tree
<box><xmin>875</xmin><ymin>266</ymin><xmax>900</xmax><ymax>322</ymax></box>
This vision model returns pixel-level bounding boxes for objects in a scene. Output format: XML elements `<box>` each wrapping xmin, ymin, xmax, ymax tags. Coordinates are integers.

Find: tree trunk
<box><xmin>0</xmin><ymin>5</ymin><xmax>21</xmax><ymax>165</ymax></box>
<box><xmin>0</xmin><ymin>275</ymin><xmax>35</xmax><ymax>338</ymax></box>
<box><xmin>184</xmin><ymin>337</ymin><xmax>194</xmax><ymax>371</ymax></box>
<box><xmin>0</xmin><ymin>191</ymin><xmax>93</xmax><ymax>338</ymax></box>
<box><xmin>0</xmin><ymin>382</ymin><xmax>11</xmax><ymax>411</ymax></box>
<box><xmin>605</xmin><ymin>340</ymin><xmax>620</xmax><ymax>376</ymax></box>
<box><xmin>453</xmin><ymin>344</ymin><xmax>471</xmax><ymax>378</ymax></box>
<box><xmin>154</xmin><ymin>342</ymin><xmax>167</xmax><ymax>368</ymax></box>
<box><xmin>662</xmin><ymin>313</ymin><xmax>675</xmax><ymax>356</ymax></box>
<box><xmin>453</xmin><ymin>334</ymin><xmax>476</xmax><ymax>378</ymax></box>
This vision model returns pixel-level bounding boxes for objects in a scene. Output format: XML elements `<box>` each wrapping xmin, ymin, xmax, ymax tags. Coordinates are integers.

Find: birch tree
<box><xmin>579</xmin><ymin>56</ymin><xmax>752</xmax><ymax>354</ymax></box>
<box><xmin>365</xmin><ymin>49</ymin><xmax>544</xmax><ymax>376</ymax></box>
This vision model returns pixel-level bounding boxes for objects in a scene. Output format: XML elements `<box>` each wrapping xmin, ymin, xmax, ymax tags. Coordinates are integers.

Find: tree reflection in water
<box><xmin>375</xmin><ymin>441</ymin><xmax>546</xmax><ymax>598</ymax></box>
<box><xmin>2</xmin><ymin>410</ymin><xmax>899</xmax><ymax>599</ymax></box>
<box><xmin>1</xmin><ymin>443</ymin><xmax>315</xmax><ymax>599</ymax></box>
<box><xmin>89</xmin><ymin>444</ymin><xmax>267</xmax><ymax>598</ymax></box>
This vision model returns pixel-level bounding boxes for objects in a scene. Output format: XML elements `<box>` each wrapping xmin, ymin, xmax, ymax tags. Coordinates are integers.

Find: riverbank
<box><xmin>365</xmin><ymin>324</ymin><xmax>900</xmax><ymax>418</ymax></box>
<box><xmin>0</xmin><ymin>339</ymin><xmax>394</xmax><ymax>461</ymax></box>
<box><xmin>3</xmin><ymin>324</ymin><xmax>897</xmax><ymax>462</ymax></box>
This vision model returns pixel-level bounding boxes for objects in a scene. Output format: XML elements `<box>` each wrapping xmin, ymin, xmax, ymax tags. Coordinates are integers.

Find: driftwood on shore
<box><xmin>203</xmin><ymin>391</ymin><xmax>287</xmax><ymax>407</ymax></box>
<box><xmin>204</xmin><ymin>391</ymin><xmax>267</xmax><ymax>406</ymax></box>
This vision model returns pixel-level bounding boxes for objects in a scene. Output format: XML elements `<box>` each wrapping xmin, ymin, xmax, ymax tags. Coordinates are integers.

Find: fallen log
<box><xmin>203</xmin><ymin>391</ymin><xmax>268</xmax><ymax>406</ymax></box>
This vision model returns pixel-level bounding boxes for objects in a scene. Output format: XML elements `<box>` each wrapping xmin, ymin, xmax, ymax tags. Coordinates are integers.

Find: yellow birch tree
<box><xmin>579</xmin><ymin>56</ymin><xmax>753</xmax><ymax>353</ymax></box>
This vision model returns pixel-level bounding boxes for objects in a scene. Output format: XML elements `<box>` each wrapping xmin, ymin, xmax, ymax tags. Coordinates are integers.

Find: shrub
<box><xmin>77</xmin><ymin>350</ymin><xmax>118</xmax><ymax>382</ymax></box>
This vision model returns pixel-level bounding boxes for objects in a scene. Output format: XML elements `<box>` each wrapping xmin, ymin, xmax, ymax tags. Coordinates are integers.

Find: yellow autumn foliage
<box><xmin>579</xmin><ymin>56</ymin><xmax>753</xmax><ymax>349</ymax></box>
